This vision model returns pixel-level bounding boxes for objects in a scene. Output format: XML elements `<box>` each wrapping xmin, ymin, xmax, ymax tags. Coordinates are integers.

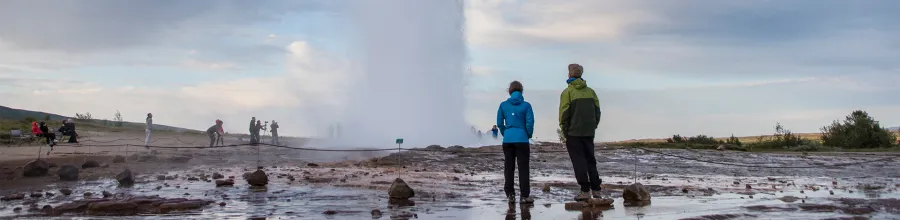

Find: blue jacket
<box><xmin>497</xmin><ymin>91</ymin><xmax>534</xmax><ymax>143</ymax></box>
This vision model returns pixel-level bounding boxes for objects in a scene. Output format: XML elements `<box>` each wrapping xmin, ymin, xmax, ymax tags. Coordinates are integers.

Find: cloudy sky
<box><xmin>1</xmin><ymin>0</ymin><xmax>898</xmax><ymax>142</ymax></box>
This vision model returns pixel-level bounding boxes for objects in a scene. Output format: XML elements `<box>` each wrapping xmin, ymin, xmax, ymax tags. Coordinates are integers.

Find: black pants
<box><xmin>41</xmin><ymin>133</ymin><xmax>56</xmax><ymax>145</ymax></box>
<box><xmin>503</xmin><ymin>143</ymin><xmax>530</xmax><ymax>197</ymax></box>
<box><xmin>565</xmin><ymin>136</ymin><xmax>601</xmax><ymax>192</ymax></box>
<box><xmin>62</xmin><ymin>131</ymin><xmax>78</xmax><ymax>143</ymax></box>
<box><xmin>208</xmin><ymin>132</ymin><xmax>217</xmax><ymax>147</ymax></box>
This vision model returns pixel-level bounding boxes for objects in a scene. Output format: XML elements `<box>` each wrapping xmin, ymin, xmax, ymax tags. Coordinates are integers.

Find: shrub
<box><xmin>726</xmin><ymin>134</ymin><xmax>742</xmax><ymax>146</ymax></box>
<box><xmin>820</xmin><ymin>110</ymin><xmax>896</xmax><ymax>149</ymax></box>
<box><xmin>748</xmin><ymin>122</ymin><xmax>814</xmax><ymax>150</ymax></box>
<box><xmin>687</xmin><ymin>134</ymin><xmax>718</xmax><ymax>145</ymax></box>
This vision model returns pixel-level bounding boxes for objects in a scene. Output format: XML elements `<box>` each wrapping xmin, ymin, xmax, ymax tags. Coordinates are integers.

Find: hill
<box><xmin>0</xmin><ymin>105</ymin><xmax>68</xmax><ymax>121</ymax></box>
<box><xmin>0</xmin><ymin>105</ymin><xmax>197</xmax><ymax>133</ymax></box>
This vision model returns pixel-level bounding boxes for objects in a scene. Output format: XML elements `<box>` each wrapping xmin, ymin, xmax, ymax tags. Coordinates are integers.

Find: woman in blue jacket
<box><xmin>496</xmin><ymin>80</ymin><xmax>535</xmax><ymax>204</ymax></box>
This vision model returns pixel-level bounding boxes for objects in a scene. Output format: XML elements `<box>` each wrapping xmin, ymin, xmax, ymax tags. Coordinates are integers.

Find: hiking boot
<box><xmin>520</xmin><ymin>197</ymin><xmax>535</xmax><ymax>204</ymax></box>
<box><xmin>574</xmin><ymin>191</ymin><xmax>591</xmax><ymax>201</ymax></box>
<box><xmin>592</xmin><ymin>190</ymin><xmax>603</xmax><ymax>198</ymax></box>
<box><xmin>507</xmin><ymin>195</ymin><xmax>516</xmax><ymax>203</ymax></box>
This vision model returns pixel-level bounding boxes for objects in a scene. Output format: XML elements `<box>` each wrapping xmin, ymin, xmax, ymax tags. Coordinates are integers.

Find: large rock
<box><xmin>623</xmin><ymin>183</ymin><xmax>651</xmax><ymax>206</ymax></box>
<box><xmin>116</xmin><ymin>169</ymin><xmax>135</xmax><ymax>186</ymax></box>
<box><xmin>82</xmin><ymin>160</ymin><xmax>100</xmax><ymax>169</ymax></box>
<box><xmin>112</xmin><ymin>155</ymin><xmax>126</xmax><ymax>163</ymax></box>
<box><xmin>388</xmin><ymin>178</ymin><xmax>415</xmax><ymax>199</ymax></box>
<box><xmin>58</xmin><ymin>165</ymin><xmax>80</xmax><ymax>181</ymax></box>
<box><xmin>717</xmin><ymin>145</ymin><xmax>727</xmax><ymax>151</ymax></box>
<box><xmin>246</xmin><ymin>170</ymin><xmax>268</xmax><ymax>186</ymax></box>
<box><xmin>23</xmin><ymin>159</ymin><xmax>50</xmax><ymax>177</ymax></box>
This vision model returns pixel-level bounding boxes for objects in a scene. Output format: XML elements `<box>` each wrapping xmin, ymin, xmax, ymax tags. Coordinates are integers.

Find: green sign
<box><xmin>395</xmin><ymin>138</ymin><xmax>404</xmax><ymax>144</ymax></box>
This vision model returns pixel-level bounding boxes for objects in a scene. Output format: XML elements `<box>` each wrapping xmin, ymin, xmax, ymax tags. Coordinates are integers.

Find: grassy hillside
<box><xmin>0</xmin><ymin>105</ymin><xmax>199</xmax><ymax>135</ymax></box>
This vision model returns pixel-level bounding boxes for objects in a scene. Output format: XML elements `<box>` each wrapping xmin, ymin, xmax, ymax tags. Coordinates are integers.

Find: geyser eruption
<box><xmin>341</xmin><ymin>0</ymin><xmax>471</xmax><ymax>147</ymax></box>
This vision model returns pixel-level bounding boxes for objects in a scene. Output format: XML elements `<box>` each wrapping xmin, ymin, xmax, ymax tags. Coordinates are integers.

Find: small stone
<box><xmin>749</xmin><ymin>195</ymin><xmax>754</xmax><ymax>199</ymax></box>
<box><xmin>323</xmin><ymin>210</ymin><xmax>337</xmax><ymax>215</ymax></box>
<box><xmin>29</xmin><ymin>193</ymin><xmax>42</xmax><ymax>198</ymax></box>
<box><xmin>830</xmin><ymin>190</ymin><xmax>834</xmax><ymax>195</ymax></box>
<box><xmin>246</xmin><ymin>170</ymin><xmax>269</xmax><ymax>186</ymax></box>
<box><xmin>116</xmin><ymin>169</ymin><xmax>135</xmax><ymax>186</ymax></box>
<box><xmin>219</xmin><ymin>202</ymin><xmax>226</xmax><ymax>207</ymax></box>
<box><xmin>13</xmin><ymin>207</ymin><xmax>21</xmax><ymax>212</ymax></box>
<box><xmin>60</xmin><ymin>189</ymin><xmax>72</xmax><ymax>196</ymax></box>
<box><xmin>746</xmin><ymin>184</ymin><xmax>752</xmax><ymax>190</ymax></box>
<box><xmin>371</xmin><ymin>209</ymin><xmax>383</xmax><ymax>218</ymax></box>
<box><xmin>389</xmin><ymin>178</ymin><xmax>415</xmax><ymax>199</ymax></box>
<box><xmin>587</xmin><ymin>198</ymin><xmax>614</xmax><ymax>206</ymax></box>
<box><xmin>102</xmin><ymin>191</ymin><xmax>112</xmax><ymax>198</ymax></box>
<box><xmin>215</xmin><ymin>179</ymin><xmax>235</xmax><ymax>187</ymax></box>
<box><xmin>44</xmin><ymin>192</ymin><xmax>54</xmax><ymax>197</ymax></box>
<box><xmin>542</xmin><ymin>183</ymin><xmax>551</xmax><ymax>192</ymax></box>
<box><xmin>682</xmin><ymin>188</ymin><xmax>689</xmax><ymax>193</ymax></box>
<box><xmin>83</xmin><ymin>192</ymin><xmax>93</xmax><ymax>197</ymax></box>
<box><xmin>307</xmin><ymin>163</ymin><xmax>319</xmax><ymax>168</ymax></box>
<box><xmin>41</xmin><ymin>205</ymin><xmax>52</xmax><ymax>212</ymax></box>
<box><xmin>623</xmin><ymin>183</ymin><xmax>651</xmax><ymax>206</ymax></box>
<box><xmin>212</xmin><ymin>173</ymin><xmax>224</xmax><ymax>179</ymax></box>
<box><xmin>157</xmin><ymin>175</ymin><xmax>166</xmax><ymax>180</ymax></box>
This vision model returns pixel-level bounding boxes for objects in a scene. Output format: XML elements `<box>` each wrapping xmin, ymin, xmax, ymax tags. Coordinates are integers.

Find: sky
<box><xmin>1</xmin><ymin>0</ymin><xmax>899</xmax><ymax>142</ymax></box>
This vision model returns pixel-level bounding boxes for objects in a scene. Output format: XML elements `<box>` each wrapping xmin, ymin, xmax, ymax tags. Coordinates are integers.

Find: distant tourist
<box><xmin>58</xmin><ymin>118</ymin><xmax>78</xmax><ymax>143</ymax></box>
<box><xmin>38</xmin><ymin>122</ymin><xmax>56</xmax><ymax>153</ymax></box>
<box><xmin>270</xmin><ymin>120</ymin><xmax>280</xmax><ymax>145</ymax></box>
<box><xmin>207</xmin><ymin>120</ymin><xmax>224</xmax><ymax>147</ymax></box>
<box><xmin>558</xmin><ymin>63</ymin><xmax>603</xmax><ymax>201</ymax></box>
<box><xmin>496</xmin><ymin>80</ymin><xmax>535</xmax><ymax>204</ymax></box>
<box><xmin>491</xmin><ymin>125</ymin><xmax>499</xmax><ymax>139</ymax></box>
<box><xmin>145</xmin><ymin>113</ymin><xmax>153</xmax><ymax>148</ymax></box>
<box><xmin>249</xmin><ymin>117</ymin><xmax>258</xmax><ymax>144</ymax></box>
<box><xmin>255</xmin><ymin>120</ymin><xmax>264</xmax><ymax>144</ymax></box>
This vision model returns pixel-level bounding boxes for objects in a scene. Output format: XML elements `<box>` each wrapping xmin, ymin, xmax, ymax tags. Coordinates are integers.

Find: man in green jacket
<box><xmin>559</xmin><ymin>63</ymin><xmax>603</xmax><ymax>201</ymax></box>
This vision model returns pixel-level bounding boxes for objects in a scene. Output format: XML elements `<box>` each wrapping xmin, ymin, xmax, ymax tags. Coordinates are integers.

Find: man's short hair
<box><xmin>568</xmin><ymin>63</ymin><xmax>583</xmax><ymax>78</ymax></box>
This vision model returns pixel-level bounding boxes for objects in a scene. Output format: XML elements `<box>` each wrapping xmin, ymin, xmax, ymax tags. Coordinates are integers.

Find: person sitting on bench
<box><xmin>58</xmin><ymin>119</ymin><xmax>78</xmax><ymax>143</ymax></box>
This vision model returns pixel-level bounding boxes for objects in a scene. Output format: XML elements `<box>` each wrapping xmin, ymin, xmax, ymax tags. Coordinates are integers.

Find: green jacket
<box><xmin>559</xmin><ymin>78</ymin><xmax>601</xmax><ymax>137</ymax></box>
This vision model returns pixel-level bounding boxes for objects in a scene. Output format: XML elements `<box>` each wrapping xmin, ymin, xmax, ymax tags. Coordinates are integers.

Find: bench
<box><xmin>8</xmin><ymin>130</ymin><xmax>34</xmax><ymax>146</ymax></box>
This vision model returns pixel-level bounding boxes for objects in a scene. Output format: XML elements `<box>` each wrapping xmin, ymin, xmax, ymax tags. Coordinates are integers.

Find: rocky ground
<box><xmin>1</xmin><ymin>132</ymin><xmax>900</xmax><ymax>219</ymax></box>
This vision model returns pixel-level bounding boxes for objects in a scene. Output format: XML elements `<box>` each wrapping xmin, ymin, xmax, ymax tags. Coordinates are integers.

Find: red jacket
<box><xmin>31</xmin><ymin>122</ymin><xmax>42</xmax><ymax>135</ymax></box>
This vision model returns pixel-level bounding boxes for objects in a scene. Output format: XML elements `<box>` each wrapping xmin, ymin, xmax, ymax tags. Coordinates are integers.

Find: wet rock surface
<box><xmin>51</xmin><ymin>196</ymin><xmax>213</xmax><ymax>216</ymax></box>
<box><xmin>57</xmin><ymin>165</ymin><xmax>80</xmax><ymax>181</ymax></box>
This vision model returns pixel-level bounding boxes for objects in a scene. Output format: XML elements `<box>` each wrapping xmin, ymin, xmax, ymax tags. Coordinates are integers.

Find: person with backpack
<box><xmin>496</xmin><ymin>80</ymin><xmax>535</xmax><ymax>204</ymax></box>
<box><xmin>559</xmin><ymin>63</ymin><xmax>603</xmax><ymax>201</ymax></box>
<box><xmin>208</xmin><ymin>120</ymin><xmax>224</xmax><ymax>147</ymax></box>
<box><xmin>249</xmin><ymin>117</ymin><xmax>257</xmax><ymax>144</ymax></box>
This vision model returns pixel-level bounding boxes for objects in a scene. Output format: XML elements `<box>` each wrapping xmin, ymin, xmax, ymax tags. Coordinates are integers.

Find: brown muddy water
<box><xmin>1</xmin><ymin>144</ymin><xmax>899</xmax><ymax>220</ymax></box>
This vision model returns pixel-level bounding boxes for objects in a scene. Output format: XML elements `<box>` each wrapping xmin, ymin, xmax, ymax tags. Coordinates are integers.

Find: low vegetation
<box><xmin>611</xmin><ymin>110</ymin><xmax>898</xmax><ymax>152</ymax></box>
